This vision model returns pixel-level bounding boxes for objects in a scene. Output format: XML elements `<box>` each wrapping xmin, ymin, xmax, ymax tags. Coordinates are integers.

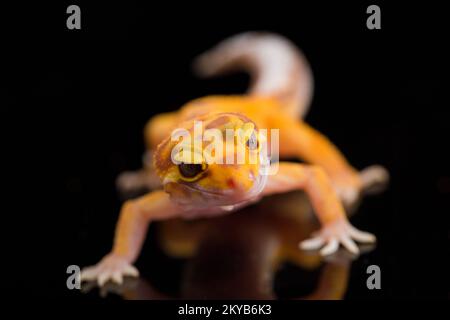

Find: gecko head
<box><xmin>153</xmin><ymin>112</ymin><xmax>269</xmax><ymax>207</ymax></box>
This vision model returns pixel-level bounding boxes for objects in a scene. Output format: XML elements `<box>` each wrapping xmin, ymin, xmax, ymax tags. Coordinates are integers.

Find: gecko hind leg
<box><xmin>116</xmin><ymin>168</ymin><xmax>161</xmax><ymax>193</ymax></box>
<box><xmin>116</xmin><ymin>152</ymin><xmax>162</xmax><ymax>198</ymax></box>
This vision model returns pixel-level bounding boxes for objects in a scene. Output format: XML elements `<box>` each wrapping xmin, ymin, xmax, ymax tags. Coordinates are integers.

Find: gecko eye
<box><xmin>246</xmin><ymin>133</ymin><xmax>259</xmax><ymax>150</ymax></box>
<box><xmin>178</xmin><ymin>162</ymin><xmax>208</xmax><ymax>180</ymax></box>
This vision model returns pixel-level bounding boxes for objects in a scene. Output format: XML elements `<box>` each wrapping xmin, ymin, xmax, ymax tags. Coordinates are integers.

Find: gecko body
<box><xmin>81</xmin><ymin>32</ymin><xmax>388</xmax><ymax>286</ymax></box>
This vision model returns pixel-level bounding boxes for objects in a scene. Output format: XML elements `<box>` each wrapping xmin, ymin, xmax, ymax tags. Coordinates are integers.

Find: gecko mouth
<box><xmin>165</xmin><ymin>173</ymin><xmax>267</xmax><ymax>206</ymax></box>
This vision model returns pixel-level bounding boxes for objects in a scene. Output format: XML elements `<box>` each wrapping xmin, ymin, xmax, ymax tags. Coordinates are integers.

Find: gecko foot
<box><xmin>81</xmin><ymin>254</ymin><xmax>139</xmax><ymax>287</ymax></box>
<box><xmin>333</xmin><ymin>165</ymin><xmax>389</xmax><ymax>205</ymax></box>
<box><xmin>116</xmin><ymin>171</ymin><xmax>149</xmax><ymax>195</ymax></box>
<box><xmin>299</xmin><ymin>219</ymin><xmax>376</xmax><ymax>256</ymax></box>
<box><xmin>331</xmin><ymin>172</ymin><xmax>361</xmax><ymax>206</ymax></box>
<box><xmin>360</xmin><ymin>165</ymin><xmax>389</xmax><ymax>195</ymax></box>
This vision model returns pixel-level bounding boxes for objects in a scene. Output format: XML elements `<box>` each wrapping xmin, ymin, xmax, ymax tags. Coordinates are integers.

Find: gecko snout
<box><xmin>224</xmin><ymin>168</ymin><xmax>258</xmax><ymax>193</ymax></box>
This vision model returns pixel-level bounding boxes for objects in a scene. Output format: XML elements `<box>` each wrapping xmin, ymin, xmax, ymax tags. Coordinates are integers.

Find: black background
<box><xmin>2</xmin><ymin>2</ymin><xmax>446</xmax><ymax>300</ymax></box>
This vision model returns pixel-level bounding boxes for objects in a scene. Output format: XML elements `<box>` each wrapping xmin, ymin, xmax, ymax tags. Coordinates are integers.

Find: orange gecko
<box><xmin>81</xmin><ymin>32</ymin><xmax>388</xmax><ymax>286</ymax></box>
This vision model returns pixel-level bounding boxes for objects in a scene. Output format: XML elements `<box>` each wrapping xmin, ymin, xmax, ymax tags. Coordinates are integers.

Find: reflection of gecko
<box><xmin>83</xmin><ymin>192</ymin><xmax>364</xmax><ymax>299</ymax></box>
<box><xmin>81</xmin><ymin>32</ymin><xmax>388</xmax><ymax>286</ymax></box>
<box><xmin>154</xmin><ymin>191</ymin><xmax>355</xmax><ymax>300</ymax></box>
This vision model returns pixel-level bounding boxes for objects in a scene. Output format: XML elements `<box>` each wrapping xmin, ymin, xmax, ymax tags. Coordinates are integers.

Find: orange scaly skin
<box><xmin>81</xmin><ymin>32</ymin><xmax>388</xmax><ymax>286</ymax></box>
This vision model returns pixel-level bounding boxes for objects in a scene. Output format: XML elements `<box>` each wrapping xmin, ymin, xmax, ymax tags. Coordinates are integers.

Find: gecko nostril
<box><xmin>226</xmin><ymin>178</ymin><xmax>236</xmax><ymax>189</ymax></box>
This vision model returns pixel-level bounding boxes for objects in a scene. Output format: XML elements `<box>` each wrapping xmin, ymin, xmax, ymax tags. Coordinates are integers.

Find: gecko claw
<box><xmin>80</xmin><ymin>254</ymin><xmax>139</xmax><ymax>288</ymax></box>
<box><xmin>320</xmin><ymin>239</ymin><xmax>339</xmax><ymax>256</ymax></box>
<box><xmin>299</xmin><ymin>219</ymin><xmax>376</xmax><ymax>256</ymax></box>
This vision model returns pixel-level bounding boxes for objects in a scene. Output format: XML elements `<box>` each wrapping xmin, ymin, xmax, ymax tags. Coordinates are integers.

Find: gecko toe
<box><xmin>320</xmin><ymin>239</ymin><xmax>339</xmax><ymax>256</ymax></box>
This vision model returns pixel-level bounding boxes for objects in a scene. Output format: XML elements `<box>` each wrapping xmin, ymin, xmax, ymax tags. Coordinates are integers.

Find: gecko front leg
<box><xmin>263</xmin><ymin>162</ymin><xmax>376</xmax><ymax>255</ymax></box>
<box><xmin>81</xmin><ymin>191</ymin><xmax>185</xmax><ymax>286</ymax></box>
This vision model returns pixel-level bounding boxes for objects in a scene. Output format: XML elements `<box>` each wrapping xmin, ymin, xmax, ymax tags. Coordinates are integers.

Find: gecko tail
<box><xmin>193</xmin><ymin>32</ymin><xmax>314</xmax><ymax>119</ymax></box>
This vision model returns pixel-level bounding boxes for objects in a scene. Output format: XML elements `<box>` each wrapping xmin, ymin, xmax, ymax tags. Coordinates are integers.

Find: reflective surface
<box><xmin>3</xmin><ymin>3</ymin><xmax>442</xmax><ymax>301</ymax></box>
<box><xmin>80</xmin><ymin>191</ymin><xmax>376</xmax><ymax>300</ymax></box>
